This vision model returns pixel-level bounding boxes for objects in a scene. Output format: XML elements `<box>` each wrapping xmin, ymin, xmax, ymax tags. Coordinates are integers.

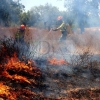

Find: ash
<box><xmin>31</xmin><ymin>39</ymin><xmax>100</xmax><ymax>99</ymax></box>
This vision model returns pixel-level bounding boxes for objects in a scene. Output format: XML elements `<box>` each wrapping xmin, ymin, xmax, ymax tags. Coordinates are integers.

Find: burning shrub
<box><xmin>0</xmin><ymin>38</ymin><xmax>45</xmax><ymax>100</ymax></box>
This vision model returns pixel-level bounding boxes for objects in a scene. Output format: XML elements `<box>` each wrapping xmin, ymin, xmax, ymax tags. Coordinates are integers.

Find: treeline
<box><xmin>0</xmin><ymin>0</ymin><xmax>100</xmax><ymax>31</ymax></box>
<box><xmin>0</xmin><ymin>0</ymin><xmax>24</xmax><ymax>26</ymax></box>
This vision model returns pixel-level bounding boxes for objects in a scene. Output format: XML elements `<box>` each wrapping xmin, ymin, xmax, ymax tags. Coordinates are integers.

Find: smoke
<box><xmin>64</xmin><ymin>0</ymin><xmax>100</xmax><ymax>29</ymax></box>
<box><xmin>0</xmin><ymin>0</ymin><xmax>24</xmax><ymax>26</ymax></box>
<box><xmin>29</xmin><ymin>27</ymin><xmax>100</xmax><ymax>62</ymax></box>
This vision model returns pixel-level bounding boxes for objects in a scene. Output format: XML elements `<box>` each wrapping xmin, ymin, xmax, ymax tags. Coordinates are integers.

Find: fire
<box><xmin>5</xmin><ymin>52</ymin><xmax>32</xmax><ymax>71</ymax></box>
<box><xmin>0</xmin><ymin>52</ymin><xmax>41</xmax><ymax>85</ymax></box>
<box><xmin>1</xmin><ymin>71</ymin><xmax>12</xmax><ymax>79</ymax></box>
<box><xmin>0</xmin><ymin>83</ymin><xmax>10</xmax><ymax>95</ymax></box>
<box><xmin>0</xmin><ymin>83</ymin><xmax>17</xmax><ymax>99</ymax></box>
<box><xmin>48</xmin><ymin>58</ymin><xmax>69</xmax><ymax>66</ymax></box>
<box><xmin>0</xmin><ymin>45</ymin><xmax>42</xmax><ymax>99</ymax></box>
<box><xmin>13</xmin><ymin>74</ymin><xmax>31</xmax><ymax>84</ymax></box>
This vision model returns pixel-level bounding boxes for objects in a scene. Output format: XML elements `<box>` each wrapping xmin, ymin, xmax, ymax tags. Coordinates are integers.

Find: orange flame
<box><xmin>0</xmin><ymin>49</ymin><xmax>42</xmax><ymax>99</ymax></box>
<box><xmin>0</xmin><ymin>83</ymin><xmax>10</xmax><ymax>95</ymax></box>
<box><xmin>1</xmin><ymin>71</ymin><xmax>12</xmax><ymax>79</ymax></box>
<box><xmin>13</xmin><ymin>74</ymin><xmax>31</xmax><ymax>84</ymax></box>
<box><xmin>48</xmin><ymin>58</ymin><xmax>69</xmax><ymax>66</ymax></box>
<box><xmin>5</xmin><ymin>52</ymin><xmax>32</xmax><ymax>71</ymax></box>
<box><xmin>0</xmin><ymin>83</ymin><xmax>17</xmax><ymax>99</ymax></box>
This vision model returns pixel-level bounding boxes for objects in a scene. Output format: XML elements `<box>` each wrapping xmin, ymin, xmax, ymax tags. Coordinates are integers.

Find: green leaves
<box><xmin>0</xmin><ymin>0</ymin><xmax>25</xmax><ymax>26</ymax></box>
<box><xmin>64</xmin><ymin>0</ymin><xmax>100</xmax><ymax>27</ymax></box>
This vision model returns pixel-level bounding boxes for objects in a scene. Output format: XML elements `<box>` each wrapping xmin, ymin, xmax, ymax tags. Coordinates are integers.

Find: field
<box><xmin>0</xmin><ymin>26</ymin><xmax>100</xmax><ymax>99</ymax></box>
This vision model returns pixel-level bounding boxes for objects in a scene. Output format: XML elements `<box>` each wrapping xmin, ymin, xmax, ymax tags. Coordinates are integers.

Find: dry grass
<box><xmin>1</xmin><ymin>26</ymin><xmax>100</xmax><ymax>56</ymax></box>
<box><xmin>1</xmin><ymin>26</ymin><xmax>100</xmax><ymax>55</ymax></box>
<box><xmin>0</xmin><ymin>26</ymin><xmax>100</xmax><ymax>99</ymax></box>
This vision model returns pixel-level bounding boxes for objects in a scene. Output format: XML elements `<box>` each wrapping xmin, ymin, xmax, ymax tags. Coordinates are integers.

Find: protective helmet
<box><xmin>57</xmin><ymin>16</ymin><xmax>63</xmax><ymax>20</ymax></box>
<box><xmin>20</xmin><ymin>24</ymin><xmax>25</xmax><ymax>30</ymax></box>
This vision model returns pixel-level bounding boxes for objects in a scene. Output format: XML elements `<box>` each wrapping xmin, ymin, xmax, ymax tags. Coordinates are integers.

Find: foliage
<box><xmin>64</xmin><ymin>0</ymin><xmax>100</xmax><ymax>32</ymax></box>
<box><xmin>1</xmin><ymin>0</ymin><xmax>100</xmax><ymax>29</ymax></box>
<box><xmin>0</xmin><ymin>0</ymin><xmax>25</xmax><ymax>26</ymax></box>
<box><xmin>28</xmin><ymin>3</ymin><xmax>60</xmax><ymax>28</ymax></box>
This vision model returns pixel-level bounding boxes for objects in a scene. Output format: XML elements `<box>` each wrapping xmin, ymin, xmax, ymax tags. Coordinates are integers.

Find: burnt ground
<box><xmin>29</xmin><ymin>28</ymin><xmax>100</xmax><ymax>99</ymax></box>
<box><xmin>34</xmin><ymin>57</ymin><xmax>100</xmax><ymax>100</ymax></box>
<box><xmin>32</xmin><ymin>35</ymin><xmax>100</xmax><ymax>99</ymax></box>
<box><xmin>0</xmin><ymin>27</ymin><xmax>100</xmax><ymax>99</ymax></box>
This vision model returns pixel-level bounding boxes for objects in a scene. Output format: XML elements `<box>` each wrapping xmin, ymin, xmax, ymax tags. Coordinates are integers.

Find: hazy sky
<box><xmin>20</xmin><ymin>0</ymin><xmax>66</xmax><ymax>11</ymax></box>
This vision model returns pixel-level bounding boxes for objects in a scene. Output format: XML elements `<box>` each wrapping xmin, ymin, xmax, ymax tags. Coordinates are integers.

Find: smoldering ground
<box><xmin>28</xmin><ymin>27</ymin><xmax>100</xmax><ymax>99</ymax></box>
<box><xmin>0</xmin><ymin>27</ymin><xmax>100</xmax><ymax>99</ymax></box>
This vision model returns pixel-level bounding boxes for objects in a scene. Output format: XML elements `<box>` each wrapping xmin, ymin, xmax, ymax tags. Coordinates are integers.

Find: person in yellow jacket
<box><xmin>52</xmin><ymin>16</ymin><xmax>68</xmax><ymax>41</ymax></box>
<box><xmin>15</xmin><ymin>22</ymin><xmax>26</xmax><ymax>42</ymax></box>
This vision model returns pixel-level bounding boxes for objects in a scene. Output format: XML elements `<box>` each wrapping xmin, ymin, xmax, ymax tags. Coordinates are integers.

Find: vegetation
<box><xmin>0</xmin><ymin>0</ymin><xmax>100</xmax><ymax>100</ymax></box>
<box><xmin>0</xmin><ymin>0</ymin><xmax>100</xmax><ymax>29</ymax></box>
<box><xmin>0</xmin><ymin>0</ymin><xmax>25</xmax><ymax>26</ymax></box>
<box><xmin>64</xmin><ymin>0</ymin><xmax>100</xmax><ymax>32</ymax></box>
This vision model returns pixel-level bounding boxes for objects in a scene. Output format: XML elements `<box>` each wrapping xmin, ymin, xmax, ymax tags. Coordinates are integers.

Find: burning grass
<box><xmin>0</xmin><ymin>38</ymin><xmax>45</xmax><ymax>100</ymax></box>
<box><xmin>40</xmin><ymin>48</ymin><xmax>100</xmax><ymax>99</ymax></box>
<box><xmin>48</xmin><ymin>58</ymin><xmax>69</xmax><ymax>66</ymax></box>
<box><xmin>0</xmin><ymin>27</ymin><xmax>100</xmax><ymax>99</ymax></box>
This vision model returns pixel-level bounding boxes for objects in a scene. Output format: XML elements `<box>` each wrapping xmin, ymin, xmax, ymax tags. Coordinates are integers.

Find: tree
<box><xmin>29</xmin><ymin>4</ymin><xmax>60</xmax><ymax>29</ymax></box>
<box><xmin>0</xmin><ymin>0</ymin><xmax>10</xmax><ymax>26</ymax></box>
<box><xmin>9</xmin><ymin>0</ymin><xmax>25</xmax><ymax>25</ymax></box>
<box><xmin>64</xmin><ymin>0</ymin><xmax>100</xmax><ymax>33</ymax></box>
<box><xmin>0</xmin><ymin>0</ymin><xmax>25</xmax><ymax>26</ymax></box>
<box><xmin>19</xmin><ymin>12</ymin><xmax>29</xmax><ymax>25</ymax></box>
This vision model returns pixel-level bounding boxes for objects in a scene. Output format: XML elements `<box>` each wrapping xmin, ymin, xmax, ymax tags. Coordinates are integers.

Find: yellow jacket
<box><xmin>57</xmin><ymin>22</ymin><xmax>66</xmax><ymax>32</ymax></box>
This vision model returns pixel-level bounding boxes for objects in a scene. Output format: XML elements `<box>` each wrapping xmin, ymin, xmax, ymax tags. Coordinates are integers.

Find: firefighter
<box><xmin>15</xmin><ymin>22</ymin><xmax>26</xmax><ymax>42</ymax></box>
<box><xmin>52</xmin><ymin>16</ymin><xmax>68</xmax><ymax>41</ymax></box>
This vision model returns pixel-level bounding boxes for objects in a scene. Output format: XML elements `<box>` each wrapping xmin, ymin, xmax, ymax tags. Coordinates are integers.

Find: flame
<box><xmin>48</xmin><ymin>58</ymin><xmax>69</xmax><ymax>66</ymax></box>
<box><xmin>1</xmin><ymin>71</ymin><xmax>31</xmax><ymax>84</ymax></box>
<box><xmin>1</xmin><ymin>71</ymin><xmax>12</xmax><ymax>79</ymax></box>
<box><xmin>0</xmin><ymin>83</ymin><xmax>17</xmax><ymax>99</ymax></box>
<box><xmin>5</xmin><ymin>52</ymin><xmax>32</xmax><ymax>71</ymax></box>
<box><xmin>1</xmin><ymin>52</ymin><xmax>41</xmax><ymax>85</ymax></box>
<box><xmin>0</xmin><ymin>50</ymin><xmax>42</xmax><ymax>99</ymax></box>
<box><xmin>13</xmin><ymin>74</ymin><xmax>31</xmax><ymax>84</ymax></box>
<box><xmin>0</xmin><ymin>83</ymin><xmax>10</xmax><ymax>96</ymax></box>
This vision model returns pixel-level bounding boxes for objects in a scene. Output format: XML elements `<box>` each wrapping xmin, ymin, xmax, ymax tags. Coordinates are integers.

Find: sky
<box><xmin>20</xmin><ymin>0</ymin><xmax>66</xmax><ymax>11</ymax></box>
